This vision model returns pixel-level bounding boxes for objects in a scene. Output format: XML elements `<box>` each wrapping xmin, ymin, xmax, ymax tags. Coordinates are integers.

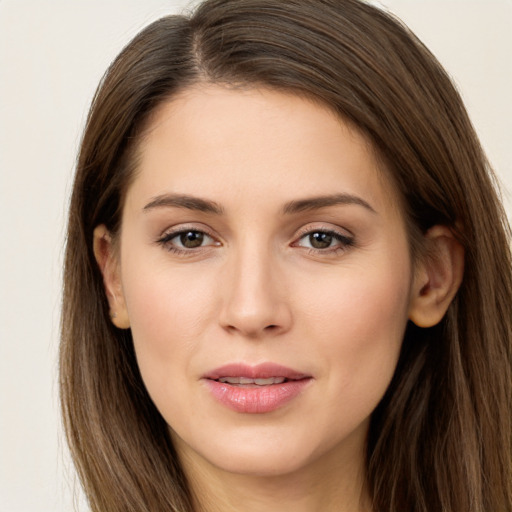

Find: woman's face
<box><xmin>113</xmin><ymin>85</ymin><xmax>416</xmax><ymax>478</ymax></box>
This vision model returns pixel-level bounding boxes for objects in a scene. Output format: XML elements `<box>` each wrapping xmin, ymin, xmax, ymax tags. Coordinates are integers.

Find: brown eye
<box><xmin>179</xmin><ymin>231</ymin><xmax>204</xmax><ymax>248</ymax></box>
<box><xmin>295</xmin><ymin>229</ymin><xmax>354</xmax><ymax>253</ymax></box>
<box><xmin>157</xmin><ymin>229</ymin><xmax>218</xmax><ymax>253</ymax></box>
<box><xmin>309</xmin><ymin>232</ymin><xmax>333</xmax><ymax>249</ymax></box>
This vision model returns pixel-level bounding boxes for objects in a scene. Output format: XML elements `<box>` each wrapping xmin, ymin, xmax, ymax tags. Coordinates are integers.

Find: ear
<box><xmin>93</xmin><ymin>225</ymin><xmax>130</xmax><ymax>329</ymax></box>
<box><xmin>408</xmin><ymin>225</ymin><xmax>464</xmax><ymax>328</ymax></box>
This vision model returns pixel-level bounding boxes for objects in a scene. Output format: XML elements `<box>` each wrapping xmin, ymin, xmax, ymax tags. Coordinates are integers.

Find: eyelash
<box><xmin>292</xmin><ymin>228</ymin><xmax>354</xmax><ymax>255</ymax></box>
<box><xmin>156</xmin><ymin>226</ymin><xmax>219</xmax><ymax>255</ymax></box>
<box><xmin>156</xmin><ymin>227</ymin><xmax>354</xmax><ymax>256</ymax></box>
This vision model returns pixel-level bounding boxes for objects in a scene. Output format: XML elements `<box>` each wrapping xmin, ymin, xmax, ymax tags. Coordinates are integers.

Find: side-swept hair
<box><xmin>60</xmin><ymin>1</ymin><xmax>512</xmax><ymax>510</ymax></box>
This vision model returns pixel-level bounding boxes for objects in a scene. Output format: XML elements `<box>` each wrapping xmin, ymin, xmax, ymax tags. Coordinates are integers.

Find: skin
<box><xmin>95</xmin><ymin>85</ymin><xmax>464</xmax><ymax>512</ymax></box>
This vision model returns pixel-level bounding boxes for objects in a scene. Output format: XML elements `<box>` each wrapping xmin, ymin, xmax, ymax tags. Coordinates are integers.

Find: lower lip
<box><xmin>203</xmin><ymin>378</ymin><xmax>312</xmax><ymax>414</ymax></box>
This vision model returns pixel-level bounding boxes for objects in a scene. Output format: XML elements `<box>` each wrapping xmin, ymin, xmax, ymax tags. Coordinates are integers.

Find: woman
<box><xmin>60</xmin><ymin>0</ymin><xmax>512</xmax><ymax>511</ymax></box>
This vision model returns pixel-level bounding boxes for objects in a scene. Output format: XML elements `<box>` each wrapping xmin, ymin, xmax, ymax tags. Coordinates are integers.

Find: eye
<box><xmin>175</xmin><ymin>230</ymin><xmax>208</xmax><ymax>248</ymax></box>
<box><xmin>294</xmin><ymin>229</ymin><xmax>354</xmax><ymax>253</ymax></box>
<box><xmin>157</xmin><ymin>228</ymin><xmax>219</xmax><ymax>253</ymax></box>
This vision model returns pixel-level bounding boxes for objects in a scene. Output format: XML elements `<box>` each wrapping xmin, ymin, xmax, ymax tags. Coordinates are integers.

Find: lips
<box><xmin>218</xmin><ymin>376</ymin><xmax>286</xmax><ymax>386</ymax></box>
<box><xmin>202</xmin><ymin>363</ymin><xmax>312</xmax><ymax>414</ymax></box>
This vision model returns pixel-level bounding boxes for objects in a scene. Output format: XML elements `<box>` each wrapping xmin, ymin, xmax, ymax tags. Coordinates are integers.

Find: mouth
<box><xmin>203</xmin><ymin>363</ymin><xmax>312</xmax><ymax>414</ymax></box>
<box><xmin>203</xmin><ymin>362</ymin><xmax>310</xmax><ymax>381</ymax></box>
<box><xmin>216</xmin><ymin>376</ymin><xmax>289</xmax><ymax>386</ymax></box>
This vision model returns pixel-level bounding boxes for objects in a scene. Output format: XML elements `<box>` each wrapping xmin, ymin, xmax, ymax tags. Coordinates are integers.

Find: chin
<box><xmin>171</xmin><ymin>420</ymin><xmax>365</xmax><ymax>480</ymax></box>
<box><xmin>205</xmin><ymin>443</ymin><xmax>315</xmax><ymax>478</ymax></box>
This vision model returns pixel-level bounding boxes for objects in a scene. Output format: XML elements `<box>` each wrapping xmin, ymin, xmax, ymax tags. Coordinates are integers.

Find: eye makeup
<box><xmin>155</xmin><ymin>224</ymin><xmax>221</xmax><ymax>255</ymax></box>
<box><xmin>155</xmin><ymin>222</ymin><xmax>355</xmax><ymax>258</ymax></box>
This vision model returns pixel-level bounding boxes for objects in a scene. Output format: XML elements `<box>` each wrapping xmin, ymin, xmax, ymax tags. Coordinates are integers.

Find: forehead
<box><xmin>127</xmin><ymin>85</ymin><xmax>400</xmax><ymax>217</ymax></box>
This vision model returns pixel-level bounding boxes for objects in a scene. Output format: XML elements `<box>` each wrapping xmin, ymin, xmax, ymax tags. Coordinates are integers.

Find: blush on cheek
<box><xmin>124</xmin><ymin>268</ymin><xmax>217</xmax><ymax>396</ymax></box>
<box><xmin>306</xmin><ymin>271</ymin><xmax>408</xmax><ymax>389</ymax></box>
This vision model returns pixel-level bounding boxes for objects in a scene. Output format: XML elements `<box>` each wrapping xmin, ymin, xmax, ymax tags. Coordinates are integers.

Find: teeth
<box><xmin>254</xmin><ymin>377</ymin><xmax>285</xmax><ymax>386</ymax></box>
<box><xmin>218</xmin><ymin>377</ymin><xmax>286</xmax><ymax>385</ymax></box>
<box><xmin>255</xmin><ymin>377</ymin><xmax>286</xmax><ymax>385</ymax></box>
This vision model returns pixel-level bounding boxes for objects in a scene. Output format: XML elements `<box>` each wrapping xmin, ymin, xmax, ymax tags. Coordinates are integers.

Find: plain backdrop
<box><xmin>1</xmin><ymin>1</ymin><xmax>511</xmax><ymax>511</ymax></box>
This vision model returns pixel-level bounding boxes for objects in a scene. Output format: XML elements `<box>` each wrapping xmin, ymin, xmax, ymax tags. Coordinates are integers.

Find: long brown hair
<box><xmin>60</xmin><ymin>1</ymin><xmax>512</xmax><ymax>510</ymax></box>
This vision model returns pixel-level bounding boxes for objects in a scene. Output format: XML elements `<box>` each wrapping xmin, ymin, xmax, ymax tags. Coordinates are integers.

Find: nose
<box><xmin>218</xmin><ymin>243</ymin><xmax>292</xmax><ymax>339</ymax></box>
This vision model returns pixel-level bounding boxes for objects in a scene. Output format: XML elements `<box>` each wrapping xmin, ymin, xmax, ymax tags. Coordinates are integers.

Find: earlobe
<box><xmin>93</xmin><ymin>225</ymin><xmax>131</xmax><ymax>329</ymax></box>
<box><xmin>408</xmin><ymin>225</ymin><xmax>464</xmax><ymax>328</ymax></box>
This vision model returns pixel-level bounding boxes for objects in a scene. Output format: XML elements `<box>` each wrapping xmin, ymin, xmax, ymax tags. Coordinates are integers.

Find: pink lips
<box><xmin>202</xmin><ymin>363</ymin><xmax>312</xmax><ymax>414</ymax></box>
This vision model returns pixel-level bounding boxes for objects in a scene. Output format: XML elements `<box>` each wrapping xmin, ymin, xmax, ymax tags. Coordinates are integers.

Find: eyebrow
<box><xmin>282</xmin><ymin>193</ymin><xmax>377</xmax><ymax>215</ymax></box>
<box><xmin>142</xmin><ymin>192</ymin><xmax>376</xmax><ymax>216</ymax></box>
<box><xmin>143</xmin><ymin>193</ymin><xmax>224</xmax><ymax>215</ymax></box>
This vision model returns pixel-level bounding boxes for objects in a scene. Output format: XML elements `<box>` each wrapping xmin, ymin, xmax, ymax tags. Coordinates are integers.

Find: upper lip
<box><xmin>203</xmin><ymin>363</ymin><xmax>310</xmax><ymax>381</ymax></box>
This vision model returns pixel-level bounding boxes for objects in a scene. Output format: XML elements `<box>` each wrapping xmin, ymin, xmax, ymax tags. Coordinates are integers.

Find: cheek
<box><xmin>120</xmin><ymin>259</ymin><xmax>219</xmax><ymax>389</ymax></box>
<box><xmin>300</xmin><ymin>256</ymin><xmax>410</xmax><ymax>340</ymax></box>
<box><xmin>296</xmin><ymin>255</ymin><xmax>411</xmax><ymax>403</ymax></box>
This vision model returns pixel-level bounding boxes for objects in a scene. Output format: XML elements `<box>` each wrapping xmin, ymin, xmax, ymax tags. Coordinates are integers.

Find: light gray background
<box><xmin>1</xmin><ymin>1</ymin><xmax>511</xmax><ymax>510</ymax></box>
